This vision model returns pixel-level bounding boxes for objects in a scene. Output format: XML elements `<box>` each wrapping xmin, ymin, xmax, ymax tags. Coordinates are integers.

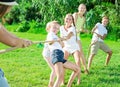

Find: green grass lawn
<box><xmin>0</xmin><ymin>32</ymin><xmax>120</xmax><ymax>87</ymax></box>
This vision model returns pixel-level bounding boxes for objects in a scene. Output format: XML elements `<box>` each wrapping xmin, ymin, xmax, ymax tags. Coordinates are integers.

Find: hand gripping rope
<box><xmin>0</xmin><ymin>40</ymin><xmax>60</xmax><ymax>54</ymax></box>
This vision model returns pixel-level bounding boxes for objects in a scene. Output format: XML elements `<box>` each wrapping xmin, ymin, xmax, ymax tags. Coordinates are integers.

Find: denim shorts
<box><xmin>0</xmin><ymin>68</ymin><xmax>9</xmax><ymax>87</ymax></box>
<box><xmin>51</xmin><ymin>49</ymin><xmax>67</xmax><ymax>64</ymax></box>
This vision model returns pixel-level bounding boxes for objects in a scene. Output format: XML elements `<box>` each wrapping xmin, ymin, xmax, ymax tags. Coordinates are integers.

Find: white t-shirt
<box><xmin>60</xmin><ymin>25</ymin><xmax>78</xmax><ymax>48</ymax></box>
<box><xmin>42</xmin><ymin>43</ymin><xmax>50</xmax><ymax>58</ymax></box>
<box><xmin>92</xmin><ymin>23</ymin><xmax>107</xmax><ymax>42</ymax></box>
<box><xmin>47</xmin><ymin>31</ymin><xmax>63</xmax><ymax>52</ymax></box>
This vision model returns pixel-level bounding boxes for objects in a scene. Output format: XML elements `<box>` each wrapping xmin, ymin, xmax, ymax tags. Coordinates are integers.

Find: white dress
<box><xmin>60</xmin><ymin>25</ymin><xmax>80</xmax><ymax>54</ymax></box>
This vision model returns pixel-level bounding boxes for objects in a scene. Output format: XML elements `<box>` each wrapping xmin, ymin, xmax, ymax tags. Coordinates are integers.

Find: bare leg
<box><xmin>43</xmin><ymin>57</ymin><xmax>56</xmax><ymax>87</ymax></box>
<box><xmin>105</xmin><ymin>51</ymin><xmax>112</xmax><ymax>66</ymax></box>
<box><xmin>87</xmin><ymin>54</ymin><xmax>95</xmax><ymax>71</ymax></box>
<box><xmin>77</xmin><ymin>40</ymin><xmax>88</xmax><ymax>74</ymax></box>
<box><xmin>53</xmin><ymin>62</ymin><xmax>64</xmax><ymax>87</ymax></box>
<box><xmin>61</xmin><ymin>50</ymin><xmax>70</xmax><ymax>85</ymax></box>
<box><xmin>73</xmin><ymin>50</ymin><xmax>81</xmax><ymax>84</ymax></box>
<box><xmin>63</xmin><ymin>61</ymin><xmax>80</xmax><ymax>87</ymax></box>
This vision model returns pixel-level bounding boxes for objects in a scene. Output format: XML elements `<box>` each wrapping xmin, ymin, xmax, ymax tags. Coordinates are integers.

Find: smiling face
<box><xmin>46</xmin><ymin>21</ymin><xmax>60</xmax><ymax>34</ymax></box>
<box><xmin>64</xmin><ymin>14</ymin><xmax>74</xmax><ymax>27</ymax></box>
<box><xmin>78</xmin><ymin>4</ymin><xmax>86</xmax><ymax>14</ymax></box>
<box><xmin>50</xmin><ymin>23</ymin><xmax>60</xmax><ymax>34</ymax></box>
<box><xmin>102</xmin><ymin>17</ymin><xmax>109</xmax><ymax>26</ymax></box>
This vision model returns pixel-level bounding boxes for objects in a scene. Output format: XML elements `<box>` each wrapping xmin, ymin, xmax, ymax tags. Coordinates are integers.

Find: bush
<box><xmin>85</xmin><ymin>2</ymin><xmax>120</xmax><ymax>40</ymax></box>
<box><xmin>16</xmin><ymin>21</ymin><xmax>30</xmax><ymax>32</ymax></box>
<box><xmin>27</xmin><ymin>20</ymin><xmax>46</xmax><ymax>34</ymax></box>
<box><xmin>4</xmin><ymin>0</ymin><xmax>120</xmax><ymax>40</ymax></box>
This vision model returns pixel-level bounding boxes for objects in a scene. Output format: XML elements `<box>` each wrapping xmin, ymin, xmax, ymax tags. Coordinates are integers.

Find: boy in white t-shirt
<box><xmin>87</xmin><ymin>16</ymin><xmax>112</xmax><ymax>71</ymax></box>
<box><xmin>46</xmin><ymin>21</ymin><xmax>80</xmax><ymax>87</ymax></box>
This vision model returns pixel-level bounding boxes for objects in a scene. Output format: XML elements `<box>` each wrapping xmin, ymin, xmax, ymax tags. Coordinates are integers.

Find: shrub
<box><xmin>16</xmin><ymin>21</ymin><xmax>30</xmax><ymax>32</ymax></box>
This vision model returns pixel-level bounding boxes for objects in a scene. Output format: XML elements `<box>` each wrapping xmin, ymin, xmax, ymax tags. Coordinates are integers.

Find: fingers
<box><xmin>22</xmin><ymin>39</ymin><xmax>33</xmax><ymax>48</ymax></box>
<box><xmin>17</xmin><ymin>39</ymin><xmax>33</xmax><ymax>48</ymax></box>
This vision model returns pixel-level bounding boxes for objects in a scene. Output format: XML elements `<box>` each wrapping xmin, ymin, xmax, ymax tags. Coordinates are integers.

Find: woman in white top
<box><xmin>60</xmin><ymin>14</ymin><xmax>81</xmax><ymax>84</ymax></box>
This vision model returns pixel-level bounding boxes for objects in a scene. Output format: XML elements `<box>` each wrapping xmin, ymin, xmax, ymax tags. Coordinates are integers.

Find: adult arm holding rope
<box><xmin>0</xmin><ymin>24</ymin><xmax>32</xmax><ymax>48</ymax></box>
<box><xmin>0</xmin><ymin>1</ymin><xmax>32</xmax><ymax>87</ymax></box>
<box><xmin>0</xmin><ymin>38</ymin><xmax>69</xmax><ymax>54</ymax></box>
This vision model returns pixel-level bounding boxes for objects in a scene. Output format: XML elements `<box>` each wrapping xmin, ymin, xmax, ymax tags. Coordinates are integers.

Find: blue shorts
<box><xmin>0</xmin><ymin>68</ymin><xmax>9</xmax><ymax>87</ymax></box>
<box><xmin>51</xmin><ymin>49</ymin><xmax>67</xmax><ymax>64</ymax></box>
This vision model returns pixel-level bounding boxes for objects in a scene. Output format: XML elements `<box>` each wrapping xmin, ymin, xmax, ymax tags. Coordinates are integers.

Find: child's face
<box><xmin>49</xmin><ymin>24</ymin><xmax>60</xmax><ymax>34</ymax></box>
<box><xmin>64</xmin><ymin>15</ymin><xmax>73</xmax><ymax>26</ymax></box>
<box><xmin>102</xmin><ymin>18</ymin><xmax>109</xmax><ymax>26</ymax></box>
<box><xmin>78</xmin><ymin>4</ymin><xmax>86</xmax><ymax>14</ymax></box>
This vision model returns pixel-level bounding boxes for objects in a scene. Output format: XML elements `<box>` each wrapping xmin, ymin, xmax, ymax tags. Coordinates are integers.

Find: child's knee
<box><xmin>75</xmin><ymin>59</ymin><xmax>80</xmax><ymax>65</ymax></box>
<box><xmin>75</xmin><ymin>66</ymin><xmax>80</xmax><ymax>74</ymax></box>
<box><xmin>52</xmin><ymin>69</ymin><xmax>56</xmax><ymax>75</ymax></box>
<box><xmin>57</xmin><ymin>72</ymin><xmax>63</xmax><ymax>79</ymax></box>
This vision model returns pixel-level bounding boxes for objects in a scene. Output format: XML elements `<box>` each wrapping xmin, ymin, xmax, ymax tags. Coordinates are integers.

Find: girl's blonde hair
<box><xmin>46</xmin><ymin>21</ymin><xmax>60</xmax><ymax>32</ymax></box>
<box><xmin>78</xmin><ymin>3</ymin><xmax>86</xmax><ymax>16</ymax></box>
<box><xmin>102</xmin><ymin>16</ymin><xmax>109</xmax><ymax>20</ymax></box>
<box><xmin>65</xmin><ymin>13</ymin><xmax>75</xmax><ymax>26</ymax></box>
<box><xmin>78</xmin><ymin>3</ymin><xmax>86</xmax><ymax>10</ymax></box>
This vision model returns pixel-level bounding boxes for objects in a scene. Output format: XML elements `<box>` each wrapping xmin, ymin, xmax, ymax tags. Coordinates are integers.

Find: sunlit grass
<box><xmin>0</xmin><ymin>32</ymin><xmax>120</xmax><ymax>87</ymax></box>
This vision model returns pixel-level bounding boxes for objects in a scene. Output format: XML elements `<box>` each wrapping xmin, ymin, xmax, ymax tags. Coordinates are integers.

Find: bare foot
<box><xmin>77</xmin><ymin>79</ymin><xmax>80</xmax><ymax>85</ymax></box>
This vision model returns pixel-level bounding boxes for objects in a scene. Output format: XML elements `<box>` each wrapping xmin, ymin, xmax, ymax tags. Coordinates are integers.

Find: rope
<box><xmin>0</xmin><ymin>40</ymin><xmax>60</xmax><ymax>54</ymax></box>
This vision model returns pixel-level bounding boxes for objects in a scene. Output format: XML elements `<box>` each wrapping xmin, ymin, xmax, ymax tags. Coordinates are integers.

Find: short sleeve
<box><xmin>47</xmin><ymin>33</ymin><xmax>54</xmax><ymax>41</ymax></box>
<box><xmin>68</xmin><ymin>26</ymin><xmax>76</xmax><ymax>35</ymax></box>
<box><xmin>96</xmin><ymin>22</ymin><xmax>100</xmax><ymax>27</ymax></box>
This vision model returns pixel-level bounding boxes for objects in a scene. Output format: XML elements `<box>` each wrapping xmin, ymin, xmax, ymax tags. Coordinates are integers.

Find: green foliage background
<box><xmin>1</xmin><ymin>1</ymin><xmax>120</xmax><ymax>86</ymax></box>
<box><xmin>5</xmin><ymin>0</ymin><xmax>120</xmax><ymax>40</ymax></box>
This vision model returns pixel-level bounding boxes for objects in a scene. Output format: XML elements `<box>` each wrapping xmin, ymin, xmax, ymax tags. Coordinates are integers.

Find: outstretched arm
<box><xmin>0</xmin><ymin>24</ymin><xmax>32</xmax><ymax>47</ymax></box>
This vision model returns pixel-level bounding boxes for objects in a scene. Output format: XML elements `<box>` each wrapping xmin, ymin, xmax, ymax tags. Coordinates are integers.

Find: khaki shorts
<box><xmin>90</xmin><ymin>41</ymin><xmax>111</xmax><ymax>54</ymax></box>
